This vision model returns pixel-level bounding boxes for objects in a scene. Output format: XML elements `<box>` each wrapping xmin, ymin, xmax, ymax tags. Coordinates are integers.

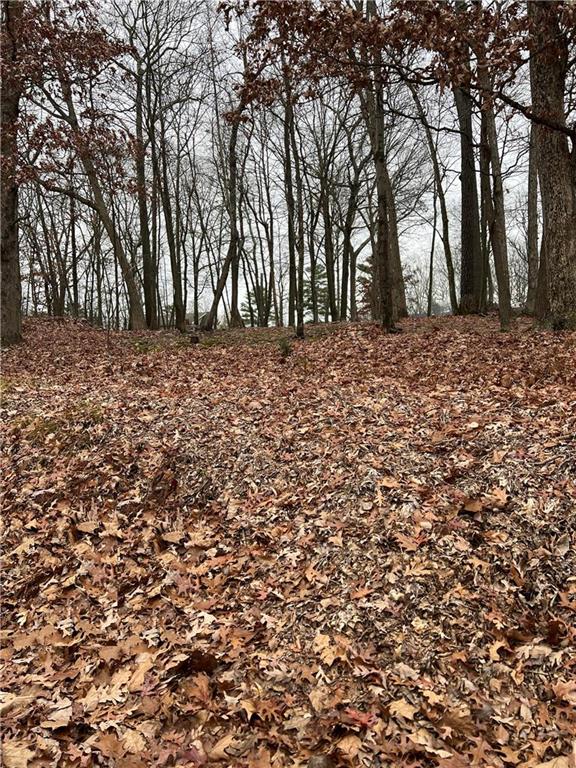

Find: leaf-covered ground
<box><xmin>1</xmin><ymin>317</ymin><xmax>575</xmax><ymax>768</ymax></box>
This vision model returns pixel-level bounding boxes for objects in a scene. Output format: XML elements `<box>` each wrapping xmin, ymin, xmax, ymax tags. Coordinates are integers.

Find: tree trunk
<box><xmin>340</xmin><ymin>172</ymin><xmax>362</xmax><ymax>320</ymax></box>
<box><xmin>320</xmin><ymin>181</ymin><xmax>338</xmax><ymax>322</ymax></box>
<box><xmin>383</xmin><ymin>162</ymin><xmax>407</xmax><ymax>318</ymax></box>
<box><xmin>525</xmin><ymin>123</ymin><xmax>539</xmax><ymax>316</ymax></box>
<box><xmin>350</xmin><ymin>244</ymin><xmax>359</xmax><ymax>321</ymax></box>
<box><xmin>478</xmin><ymin>73</ymin><xmax>513</xmax><ymax>331</ymax></box>
<box><xmin>86</xmin><ymin>161</ymin><xmax>146</xmax><ymax>329</ymax></box>
<box><xmin>479</xmin><ymin>127</ymin><xmax>490</xmax><ymax>312</ymax></box>
<box><xmin>70</xmin><ymin>192</ymin><xmax>79</xmax><ymax>316</ymax></box>
<box><xmin>157</xmin><ymin>130</ymin><xmax>186</xmax><ymax>332</ymax></box>
<box><xmin>428</xmin><ymin>179</ymin><xmax>437</xmax><ymax>316</ymax></box>
<box><xmin>227</xmin><ymin>122</ymin><xmax>244</xmax><ymax>328</ymax></box>
<box><xmin>374</xmin><ymin>150</ymin><xmax>394</xmax><ymax>330</ymax></box>
<box><xmin>358</xmin><ymin>11</ymin><xmax>395</xmax><ymax>330</ymax></box>
<box><xmin>201</xmin><ymin>119</ymin><xmax>243</xmax><ymax>331</ymax></box>
<box><xmin>136</xmin><ymin>62</ymin><xmax>158</xmax><ymax>329</ymax></box>
<box><xmin>530</xmin><ymin>2</ymin><xmax>576</xmax><ymax>329</ymax></box>
<box><xmin>454</xmin><ymin>85</ymin><xmax>483</xmax><ymax>314</ymax></box>
<box><xmin>0</xmin><ymin>0</ymin><xmax>23</xmax><ymax>345</ymax></box>
<box><xmin>289</xmin><ymin>103</ymin><xmax>306</xmax><ymax>338</ymax></box>
<box><xmin>283</xmin><ymin>82</ymin><xmax>297</xmax><ymax>329</ymax></box>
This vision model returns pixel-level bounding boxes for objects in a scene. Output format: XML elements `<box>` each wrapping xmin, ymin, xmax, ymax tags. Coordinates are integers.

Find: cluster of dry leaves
<box><xmin>1</xmin><ymin>316</ymin><xmax>575</xmax><ymax>768</ymax></box>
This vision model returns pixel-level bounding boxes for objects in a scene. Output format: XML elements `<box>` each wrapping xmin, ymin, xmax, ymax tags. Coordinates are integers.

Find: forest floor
<box><xmin>1</xmin><ymin>316</ymin><xmax>575</xmax><ymax>768</ymax></box>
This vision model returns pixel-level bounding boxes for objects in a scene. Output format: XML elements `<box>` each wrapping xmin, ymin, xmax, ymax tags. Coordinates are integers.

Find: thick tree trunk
<box><xmin>359</xmin><ymin>1</ymin><xmax>395</xmax><ymax>330</ymax></box>
<box><xmin>157</xmin><ymin>132</ymin><xmax>186</xmax><ymax>332</ymax></box>
<box><xmin>283</xmin><ymin>87</ymin><xmax>297</xmax><ymax>329</ymax></box>
<box><xmin>136</xmin><ymin>63</ymin><xmax>158</xmax><ymax>329</ymax></box>
<box><xmin>1</xmin><ymin>0</ymin><xmax>23</xmax><ymax>346</ymax></box>
<box><xmin>454</xmin><ymin>85</ymin><xmax>483</xmax><ymax>314</ymax></box>
<box><xmin>374</xmin><ymin>150</ymin><xmax>394</xmax><ymax>330</ymax></box>
<box><xmin>530</xmin><ymin>2</ymin><xmax>576</xmax><ymax>329</ymax></box>
<box><xmin>383</xmin><ymin>162</ymin><xmax>407</xmax><ymax>318</ymax></box>
<box><xmin>525</xmin><ymin>124</ymin><xmax>539</xmax><ymax>316</ymax></box>
<box><xmin>534</xmin><ymin>236</ymin><xmax>549</xmax><ymax>322</ymax></box>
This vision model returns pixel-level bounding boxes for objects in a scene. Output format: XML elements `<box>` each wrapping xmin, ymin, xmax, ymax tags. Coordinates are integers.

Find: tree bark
<box><xmin>529</xmin><ymin>2</ymin><xmax>576</xmax><ymax>329</ymax></box>
<box><xmin>428</xmin><ymin>179</ymin><xmax>437</xmax><ymax>316</ymax></box>
<box><xmin>320</xmin><ymin>179</ymin><xmax>338</xmax><ymax>322</ymax></box>
<box><xmin>358</xmin><ymin>5</ymin><xmax>395</xmax><ymax>330</ymax></box>
<box><xmin>69</xmin><ymin>192</ymin><xmax>79</xmax><ymax>316</ymax></box>
<box><xmin>525</xmin><ymin>123</ymin><xmax>539</xmax><ymax>316</ymax></box>
<box><xmin>340</xmin><ymin>165</ymin><xmax>364</xmax><ymax>320</ymax></box>
<box><xmin>374</xmin><ymin>143</ymin><xmax>394</xmax><ymax>330</ymax></box>
<box><xmin>283</xmin><ymin>80</ymin><xmax>297</xmax><ymax>328</ymax></box>
<box><xmin>136</xmin><ymin>61</ymin><xmax>158</xmax><ymax>329</ymax></box>
<box><xmin>156</xmin><ymin>128</ymin><xmax>186</xmax><ymax>332</ymax></box>
<box><xmin>1</xmin><ymin>0</ymin><xmax>23</xmax><ymax>345</ymax></box>
<box><xmin>478</xmin><ymin>68</ymin><xmax>512</xmax><ymax>331</ymax></box>
<box><xmin>227</xmin><ymin>121</ymin><xmax>244</xmax><ymax>328</ymax></box>
<box><xmin>454</xmin><ymin>85</ymin><xmax>483</xmax><ymax>314</ymax></box>
<box><xmin>289</xmin><ymin>102</ymin><xmax>306</xmax><ymax>338</ymax></box>
<box><xmin>383</xmin><ymin>161</ymin><xmax>407</xmax><ymax>318</ymax></box>
<box><xmin>200</xmin><ymin>119</ymin><xmax>243</xmax><ymax>331</ymax></box>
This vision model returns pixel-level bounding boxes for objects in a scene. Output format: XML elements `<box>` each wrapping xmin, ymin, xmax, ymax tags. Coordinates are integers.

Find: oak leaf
<box><xmin>40</xmin><ymin>697</ymin><xmax>72</xmax><ymax>729</ymax></box>
<box><xmin>389</xmin><ymin>697</ymin><xmax>419</xmax><ymax>720</ymax></box>
<box><xmin>122</xmin><ymin>728</ymin><xmax>147</xmax><ymax>754</ymax></box>
<box><xmin>2</xmin><ymin>741</ymin><xmax>35</xmax><ymax>768</ymax></box>
<box><xmin>336</xmin><ymin>734</ymin><xmax>362</xmax><ymax>758</ymax></box>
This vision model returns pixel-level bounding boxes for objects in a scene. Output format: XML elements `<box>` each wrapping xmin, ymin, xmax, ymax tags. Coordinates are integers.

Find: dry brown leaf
<box><xmin>380</xmin><ymin>476</ymin><xmax>400</xmax><ymax>489</ymax></box>
<box><xmin>0</xmin><ymin>693</ymin><xmax>35</xmax><ymax>716</ymax></box>
<box><xmin>161</xmin><ymin>530</ymin><xmax>184</xmax><ymax>544</ymax></box>
<box><xmin>533</xmin><ymin>758</ymin><xmax>572</xmax><ymax>768</ymax></box>
<box><xmin>40</xmin><ymin>697</ymin><xmax>72</xmax><ymax>729</ymax></box>
<box><xmin>2</xmin><ymin>741</ymin><xmax>35</xmax><ymax>768</ymax></box>
<box><xmin>336</xmin><ymin>734</ymin><xmax>362</xmax><ymax>758</ymax></box>
<box><xmin>552</xmin><ymin>680</ymin><xmax>576</xmax><ymax>705</ymax></box>
<box><xmin>389</xmin><ymin>697</ymin><xmax>419</xmax><ymax>720</ymax></box>
<box><xmin>409</xmin><ymin>728</ymin><xmax>452</xmax><ymax>758</ymax></box>
<box><xmin>128</xmin><ymin>654</ymin><xmax>154</xmax><ymax>692</ymax></box>
<box><xmin>122</xmin><ymin>728</ymin><xmax>147</xmax><ymax>754</ymax></box>
<box><xmin>208</xmin><ymin>733</ymin><xmax>245</xmax><ymax>761</ymax></box>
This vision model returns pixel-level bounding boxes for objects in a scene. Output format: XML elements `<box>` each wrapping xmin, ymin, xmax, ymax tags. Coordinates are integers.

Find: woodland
<box><xmin>1</xmin><ymin>1</ymin><xmax>576</xmax><ymax>767</ymax></box>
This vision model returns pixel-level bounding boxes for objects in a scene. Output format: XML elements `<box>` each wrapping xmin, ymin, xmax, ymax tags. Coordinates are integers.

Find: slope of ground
<box><xmin>1</xmin><ymin>316</ymin><xmax>575</xmax><ymax>768</ymax></box>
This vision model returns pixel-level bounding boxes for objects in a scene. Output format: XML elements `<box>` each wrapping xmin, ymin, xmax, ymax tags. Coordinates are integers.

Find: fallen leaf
<box><xmin>128</xmin><ymin>654</ymin><xmax>154</xmax><ymax>692</ymax></box>
<box><xmin>390</xmin><ymin>697</ymin><xmax>419</xmax><ymax>720</ymax></box>
<box><xmin>2</xmin><ymin>741</ymin><xmax>35</xmax><ymax>768</ymax></box>
<box><xmin>0</xmin><ymin>693</ymin><xmax>35</xmax><ymax>716</ymax></box>
<box><xmin>336</xmin><ymin>734</ymin><xmax>362</xmax><ymax>758</ymax></box>
<box><xmin>533</xmin><ymin>758</ymin><xmax>571</xmax><ymax>768</ymax></box>
<box><xmin>40</xmin><ymin>697</ymin><xmax>72</xmax><ymax>729</ymax></box>
<box><xmin>122</xmin><ymin>728</ymin><xmax>147</xmax><ymax>753</ymax></box>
